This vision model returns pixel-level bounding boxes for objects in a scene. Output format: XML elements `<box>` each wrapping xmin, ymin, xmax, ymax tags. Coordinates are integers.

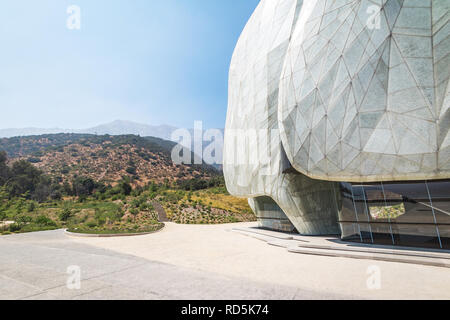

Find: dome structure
<box><xmin>278</xmin><ymin>0</ymin><xmax>450</xmax><ymax>182</ymax></box>
<box><xmin>224</xmin><ymin>0</ymin><xmax>450</xmax><ymax>248</ymax></box>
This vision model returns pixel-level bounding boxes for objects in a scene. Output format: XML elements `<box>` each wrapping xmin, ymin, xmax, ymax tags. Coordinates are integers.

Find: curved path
<box><xmin>152</xmin><ymin>201</ymin><xmax>169</xmax><ymax>222</ymax></box>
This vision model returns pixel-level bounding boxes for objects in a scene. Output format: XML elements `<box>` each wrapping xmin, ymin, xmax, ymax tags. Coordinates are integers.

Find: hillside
<box><xmin>0</xmin><ymin>120</ymin><xmax>225</xmax><ymax>170</ymax></box>
<box><xmin>0</xmin><ymin>133</ymin><xmax>255</xmax><ymax>236</ymax></box>
<box><xmin>0</xmin><ymin>133</ymin><xmax>218</xmax><ymax>187</ymax></box>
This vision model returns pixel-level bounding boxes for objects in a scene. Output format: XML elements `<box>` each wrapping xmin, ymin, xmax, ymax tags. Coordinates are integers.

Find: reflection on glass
<box><xmin>427</xmin><ymin>181</ymin><xmax>450</xmax><ymax>225</ymax></box>
<box><xmin>369</xmin><ymin>203</ymin><xmax>405</xmax><ymax>220</ymax></box>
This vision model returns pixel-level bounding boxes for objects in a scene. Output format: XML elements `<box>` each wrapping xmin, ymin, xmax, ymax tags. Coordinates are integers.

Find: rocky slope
<box><xmin>0</xmin><ymin>133</ymin><xmax>219</xmax><ymax>187</ymax></box>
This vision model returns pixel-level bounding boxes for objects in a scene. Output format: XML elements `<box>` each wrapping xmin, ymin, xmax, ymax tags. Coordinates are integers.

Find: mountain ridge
<box><xmin>0</xmin><ymin>120</ymin><xmax>178</xmax><ymax>141</ymax></box>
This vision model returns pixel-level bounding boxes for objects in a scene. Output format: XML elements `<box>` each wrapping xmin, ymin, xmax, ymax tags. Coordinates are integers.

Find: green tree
<box><xmin>72</xmin><ymin>177</ymin><xmax>95</xmax><ymax>197</ymax></box>
<box><xmin>6</xmin><ymin>160</ymin><xmax>43</xmax><ymax>198</ymax></box>
<box><xmin>0</xmin><ymin>151</ymin><xmax>10</xmax><ymax>186</ymax></box>
<box><xmin>119</xmin><ymin>180</ymin><xmax>132</xmax><ymax>196</ymax></box>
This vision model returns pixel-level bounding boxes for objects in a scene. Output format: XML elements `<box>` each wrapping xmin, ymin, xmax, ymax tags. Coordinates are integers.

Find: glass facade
<box><xmin>339</xmin><ymin>180</ymin><xmax>450</xmax><ymax>249</ymax></box>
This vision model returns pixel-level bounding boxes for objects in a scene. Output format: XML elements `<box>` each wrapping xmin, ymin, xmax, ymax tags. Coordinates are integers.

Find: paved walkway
<box><xmin>232</xmin><ymin>227</ymin><xmax>450</xmax><ymax>268</ymax></box>
<box><xmin>152</xmin><ymin>201</ymin><xmax>169</xmax><ymax>222</ymax></box>
<box><xmin>0</xmin><ymin>228</ymin><xmax>345</xmax><ymax>300</ymax></box>
<box><xmin>1</xmin><ymin>222</ymin><xmax>449</xmax><ymax>299</ymax></box>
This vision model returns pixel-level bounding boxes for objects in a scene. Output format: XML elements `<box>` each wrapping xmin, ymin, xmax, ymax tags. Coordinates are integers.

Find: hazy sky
<box><xmin>0</xmin><ymin>0</ymin><xmax>259</xmax><ymax>130</ymax></box>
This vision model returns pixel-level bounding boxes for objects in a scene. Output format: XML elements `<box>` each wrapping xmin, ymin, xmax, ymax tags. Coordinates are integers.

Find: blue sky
<box><xmin>0</xmin><ymin>0</ymin><xmax>259</xmax><ymax>130</ymax></box>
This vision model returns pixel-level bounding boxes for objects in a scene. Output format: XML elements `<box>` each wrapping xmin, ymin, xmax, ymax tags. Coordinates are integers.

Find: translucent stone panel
<box><xmin>224</xmin><ymin>0</ymin><xmax>300</xmax><ymax>197</ymax></box>
<box><xmin>278</xmin><ymin>0</ymin><xmax>450</xmax><ymax>182</ymax></box>
<box><xmin>224</xmin><ymin>0</ymin><xmax>340</xmax><ymax>235</ymax></box>
<box><xmin>224</xmin><ymin>0</ymin><xmax>449</xmax><ymax>235</ymax></box>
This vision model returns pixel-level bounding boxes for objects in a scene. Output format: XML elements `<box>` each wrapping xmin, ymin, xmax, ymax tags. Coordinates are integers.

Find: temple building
<box><xmin>224</xmin><ymin>0</ymin><xmax>450</xmax><ymax>249</ymax></box>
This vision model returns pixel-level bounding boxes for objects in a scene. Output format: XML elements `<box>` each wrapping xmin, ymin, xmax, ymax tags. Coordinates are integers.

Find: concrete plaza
<box><xmin>0</xmin><ymin>222</ymin><xmax>449</xmax><ymax>300</ymax></box>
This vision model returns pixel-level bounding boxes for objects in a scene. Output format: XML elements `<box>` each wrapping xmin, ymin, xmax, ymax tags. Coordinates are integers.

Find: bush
<box><xmin>141</xmin><ymin>203</ymin><xmax>154</xmax><ymax>211</ymax></box>
<box><xmin>17</xmin><ymin>216</ymin><xmax>33</xmax><ymax>224</ymax></box>
<box><xmin>27</xmin><ymin>202</ymin><xmax>36</xmax><ymax>212</ymax></box>
<box><xmin>131</xmin><ymin>199</ymin><xmax>141</xmax><ymax>208</ymax></box>
<box><xmin>119</xmin><ymin>181</ymin><xmax>132</xmax><ymax>196</ymax></box>
<box><xmin>96</xmin><ymin>217</ymin><xmax>106</xmax><ymax>226</ymax></box>
<box><xmin>86</xmin><ymin>220</ymin><xmax>97</xmax><ymax>228</ymax></box>
<box><xmin>126</xmin><ymin>166</ymin><xmax>137</xmax><ymax>175</ymax></box>
<box><xmin>9</xmin><ymin>223</ymin><xmax>22</xmax><ymax>232</ymax></box>
<box><xmin>116</xmin><ymin>207</ymin><xmax>124</xmax><ymax>218</ymax></box>
<box><xmin>59</xmin><ymin>208</ymin><xmax>73</xmax><ymax>222</ymax></box>
<box><xmin>34</xmin><ymin>215</ymin><xmax>57</xmax><ymax>227</ymax></box>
